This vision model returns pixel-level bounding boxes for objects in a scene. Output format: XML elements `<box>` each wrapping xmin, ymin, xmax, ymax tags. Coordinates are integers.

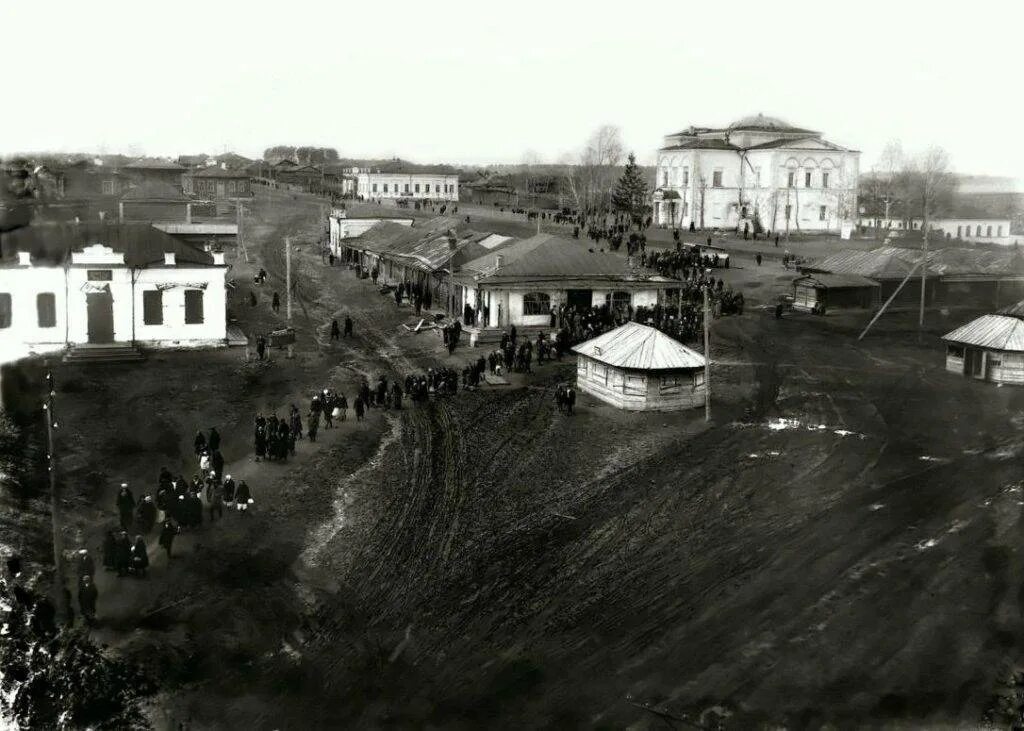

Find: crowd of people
<box><xmin>78</xmin><ymin>428</ymin><xmax>254</xmax><ymax>625</ymax></box>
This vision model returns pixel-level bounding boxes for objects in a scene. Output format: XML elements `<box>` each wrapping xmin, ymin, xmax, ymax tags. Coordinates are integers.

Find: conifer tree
<box><xmin>611</xmin><ymin>152</ymin><xmax>649</xmax><ymax>227</ymax></box>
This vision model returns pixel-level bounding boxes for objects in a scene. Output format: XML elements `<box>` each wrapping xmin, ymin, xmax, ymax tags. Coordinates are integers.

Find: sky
<box><xmin>2</xmin><ymin>0</ymin><xmax>1022</xmax><ymax>178</ymax></box>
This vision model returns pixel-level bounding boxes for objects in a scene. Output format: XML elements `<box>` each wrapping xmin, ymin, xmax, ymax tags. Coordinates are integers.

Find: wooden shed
<box><xmin>942</xmin><ymin>310</ymin><xmax>1024</xmax><ymax>385</ymax></box>
<box><xmin>792</xmin><ymin>272</ymin><xmax>881</xmax><ymax>312</ymax></box>
<box><xmin>571</xmin><ymin>322</ymin><xmax>706</xmax><ymax>411</ymax></box>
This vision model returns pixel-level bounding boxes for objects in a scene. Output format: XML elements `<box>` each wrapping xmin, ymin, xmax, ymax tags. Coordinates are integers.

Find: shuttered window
<box><xmin>143</xmin><ymin>290</ymin><xmax>163</xmax><ymax>325</ymax></box>
<box><xmin>36</xmin><ymin>293</ymin><xmax>56</xmax><ymax>328</ymax></box>
<box><xmin>0</xmin><ymin>293</ymin><xmax>11</xmax><ymax>328</ymax></box>
<box><xmin>184</xmin><ymin>289</ymin><xmax>204</xmax><ymax>324</ymax></box>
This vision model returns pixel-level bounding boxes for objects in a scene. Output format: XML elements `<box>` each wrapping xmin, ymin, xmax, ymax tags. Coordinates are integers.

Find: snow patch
<box><xmin>915</xmin><ymin>538</ymin><xmax>939</xmax><ymax>551</ymax></box>
<box><xmin>869</xmin><ymin>503</ymin><xmax>885</xmax><ymax>511</ymax></box>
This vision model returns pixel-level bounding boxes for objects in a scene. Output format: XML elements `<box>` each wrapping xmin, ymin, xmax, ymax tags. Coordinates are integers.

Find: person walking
<box><xmin>116</xmin><ymin>483</ymin><xmax>135</xmax><ymax>531</ymax></box>
<box><xmin>344</xmin><ymin>315</ymin><xmax>354</xmax><ymax>337</ymax></box>
<box><xmin>272</xmin><ymin>292</ymin><xmax>281</xmax><ymax>313</ymax></box>
<box><xmin>354</xmin><ymin>396</ymin><xmax>365</xmax><ymax>422</ymax></box>
<box><xmin>159</xmin><ymin>518</ymin><xmax>179</xmax><ymax>560</ymax></box>
<box><xmin>235</xmin><ymin>480</ymin><xmax>253</xmax><ymax>515</ymax></box>
<box><xmin>330</xmin><ymin>319</ymin><xmax>340</xmax><ymax>340</ymax></box>
<box><xmin>78</xmin><ymin>576</ymin><xmax>98</xmax><ymax>625</ymax></box>
<box><xmin>130</xmin><ymin>536</ymin><xmax>149</xmax><ymax>578</ymax></box>
<box><xmin>206</xmin><ymin>478</ymin><xmax>224</xmax><ymax>522</ymax></box>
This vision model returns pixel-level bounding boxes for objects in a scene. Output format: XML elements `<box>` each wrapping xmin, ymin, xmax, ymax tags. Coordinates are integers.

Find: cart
<box><xmin>268</xmin><ymin>327</ymin><xmax>296</xmax><ymax>348</ymax></box>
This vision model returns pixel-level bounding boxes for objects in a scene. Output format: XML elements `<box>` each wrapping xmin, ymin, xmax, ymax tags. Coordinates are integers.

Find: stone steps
<box><xmin>63</xmin><ymin>344</ymin><xmax>145</xmax><ymax>364</ymax></box>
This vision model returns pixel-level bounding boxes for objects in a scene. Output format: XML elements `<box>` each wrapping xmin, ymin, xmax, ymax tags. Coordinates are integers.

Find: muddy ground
<box><xmin>7</xmin><ymin>190</ymin><xmax>1024</xmax><ymax>729</ymax></box>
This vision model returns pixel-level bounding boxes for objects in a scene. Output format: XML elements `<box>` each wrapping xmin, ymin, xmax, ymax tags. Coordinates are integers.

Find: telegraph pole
<box><xmin>44</xmin><ymin>370</ymin><xmax>69</xmax><ymax>623</ymax></box>
<box><xmin>285</xmin><ymin>235</ymin><xmax>292</xmax><ymax>321</ymax></box>
<box><xmin>703</xmin><ymin>285</ymin><xmax>711</xmax><ymax>422</ymax></box>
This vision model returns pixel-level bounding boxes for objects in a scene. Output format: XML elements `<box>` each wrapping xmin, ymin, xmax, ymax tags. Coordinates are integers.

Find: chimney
<box><xmin>212</xmin><ymin>252</ymin><xmax>226</xmax><ymax>265</ymax></box>
<box><xmin>164</xmin><ymin>252</ymin><xmax>176</xmax><ymax>266</ymax></box>
<box><xmin>17</xmin><ymin>251</ymin><xmax>31</xmax><ymax>266</ymax></box>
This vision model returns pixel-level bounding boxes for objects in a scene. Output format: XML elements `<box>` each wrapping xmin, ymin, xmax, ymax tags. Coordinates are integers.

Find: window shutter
<box><xmin>143</xmin><ymin>290</ymin><xmax>164</xmax><ymax>325</ymax></box>
<box><xmin>36</xmin><ymin>293</ymin><xmax>56</xmax><ymax>328</ymax></box>
<box><xmin>184</xmin><ymin>289</ymin><xmax>204</xmax><ymax>324</ymax></box>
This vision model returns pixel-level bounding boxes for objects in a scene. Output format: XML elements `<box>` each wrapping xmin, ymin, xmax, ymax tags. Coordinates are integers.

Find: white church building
<box><xmin>652</xmin><ymin>114</ymin><xmax>860</xmax><ymax>234</ymax></box>
<box><xmin>0</xmin><ymin>223</ymin><xmax>228</xmax><ymax>363</ymax></box>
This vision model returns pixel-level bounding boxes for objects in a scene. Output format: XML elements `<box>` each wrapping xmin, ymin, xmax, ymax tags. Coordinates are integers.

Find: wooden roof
<box><xmin>572</xmin><ymin>322</ymin><xmax>705</xmax><ymax>371</ymax></box>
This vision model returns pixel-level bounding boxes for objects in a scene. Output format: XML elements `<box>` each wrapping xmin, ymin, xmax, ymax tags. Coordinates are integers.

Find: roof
<box><xmin>727</xmin><ymin>114</ymin><xmax>817</xmax><ymax>134</ymax></box>
<box><xmin>572</xmin><ymin>322</ymin><xmax>705</xmax><ymax>371</ymax></box>
<box><xmin>659</xmin><ymin>139</ymin><xmax>739</xmax><ymax>152</ymax></box>
<box><xmin>943</xmin><ymin>315</ymin><xmax>1024</xmax><ymax>351</ymax></box>
<box><xmin>998</xmin><ymin>299</ymin><xmax>1024</xmax><ymax>318</ymax></box>
<box><xmin>462</xmin><ymin>234</ymin><xmax>664</xmax><ymax>284</ymax></box>
<box><xmin>1</xmin><ymin>223</ymin><xmax>215</xmax><ymax>267</ymax></box>
<box><xmin>124</xmin><ymin>157</ymin><xmax>186</xmax><ymax>171</ymax></box>
<box><xmin>120</xmin><ymin>181</ymin><xmax>189</xmax><ymax>201</ymax></box>
<box><xmin>794</xmin><ymin>272</ymin><xmax>881</xmax><ymax>289</ymax></box>
<box><xmin>190</xmin><ymin>166</ymin><xmax>250</xmax><ymax>178</ymax></box>
<box><xmin>809</xmin><ymin>247</ymin><xmax>930</xmax><ymax>280</ymax></box>
<box><xmin>744</xmin><ymin>137</ymin><xmax>849</xmax><ymax>151</ymax></box>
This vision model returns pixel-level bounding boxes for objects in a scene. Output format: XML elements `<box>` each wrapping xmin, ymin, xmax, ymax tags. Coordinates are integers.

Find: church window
<box><xmin>683</xmin><ymin>167</ymin><xmax>689</xmax><ymax>186</ymax></box>
<box><xmin>821</xmin><ymin>172</ymin><xmax>829</xmax><ymax>188</ymax></box>
<box><xmin>987</xmin><ymin>225</ymin><xmax>993</xmax><ymax>237</ymax></box>
<box><xmin>712</xmin><ymin>170</ymin><xmax>722</xmax><ymax>188</ymax></box>
<box><xmin>662</xmin><ymin>170</ymin><xmax>668</xmax><ymax>186</ymax></box>
<box><xmin>787</xmin><ymin>172</ymin><xmax>795</xmax><ymax>188</ymax></box>
<box><xmin>819</xmin><ymin>206</ymin><xmax>827</xmax><ymax>221</ymax></box>
<box><xmin>805</xmin><ymin>171</ymin><xmax>813</xmax><ymax>187</ymax></box>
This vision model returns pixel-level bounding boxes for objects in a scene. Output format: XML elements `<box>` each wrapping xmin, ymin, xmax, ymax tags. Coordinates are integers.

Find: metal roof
<box><xmin>810</xmin><ymin>247</ymin><xmax>929</xmax><ymax>279</ymax></box>
<box><xmin>943</xmin><ymin>315</ymin><xmax>1024</xmax><ymax>350</ymax></box>
<box><xmin>997</xmin><ymin>299</ymin><xmax>1024</xmax><ymax>318</ymax></box>
<box><xmin>465</xmin><ymin>234</ymin><xmax>667</xmax><ymax>284</ymax></box>
<box><xmin>125</xmin><ymin>157</ymin><xmax>186</xmax><ymax>170</ymax></box>
<box><xmin>794</xmin><ymin>273</ymin><xmax>880</xmax><ymax>289</ymax></box>
<box><xmin>1</xmin><ymin>223</ymin><xmax>215</xmax><ymax>267</ymax></box>
<box><xmin>572</xmin><ymin>322</ymin><xmax>706</xmax><ymax>371</ymax></box>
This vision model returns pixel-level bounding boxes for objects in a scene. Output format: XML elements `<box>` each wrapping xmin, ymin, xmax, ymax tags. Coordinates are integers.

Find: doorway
<box><xmin>566</xmin><ymin>289</ymin><xmax>592</xmax><ymax>310</ymax></box>
<box><xmin>86</xmin><ymin>291</ymin><xmax>115</xmax><ymax>343</ymax></box>
<box><xmin>965</xmin><ymin>348</ymin><xmax>986</xmax><ymax>380</ymax></box>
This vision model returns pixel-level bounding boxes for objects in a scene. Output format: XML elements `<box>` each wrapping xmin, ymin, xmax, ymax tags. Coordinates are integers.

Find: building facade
<box><xmin>573</xmin><ymin>322</ymin><xmax>707</xmax><ymax>411</ymax></box>
<box><xmin>356</xmin><ymin>170</ymin><xmax>459</xmax><ymax>201</ymax></box>
<box><xmin>186</xmin><ymin>167</ymin><xmax>253</xmax><ymax>199</ymax></box>
<box><xmin>653</xmin><ymin>114</ymin><xmax>859</xmax><ymax>233</ymax></box>
<box><xmin>0</xmin><ymin>224</ymin><xmax>227</xmax><ymax>360</ymax></box>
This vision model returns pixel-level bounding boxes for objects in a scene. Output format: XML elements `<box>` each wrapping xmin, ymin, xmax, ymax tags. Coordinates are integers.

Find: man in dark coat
<box><xmin>208</xmin><ymin>427</ymin><xmax>221</xmax><ymax>453</ymax></box>
<box><xmin>136</xmin><ymin>495</ymin><xmax>157</xmax><ymax>534</ymax></box>
<box><xmin>114</xmin><ymin>531</ymin><xmax>132</xmax><ymax>576</ymax></box>
<box><xmin>344</xmin><ymin>315</ymin><xmax>354</xmax><ymax>337</ymax></box>
<box><xmin>194</xmin><ymin>431</ymin><xmax>207</xmax><ymax>456</ymax></box>
<box><xmin>331</xmin><ymin>319</ymin><xmax>340</xmax><ymax>340</ymax></box>
<box><xmin>159</xmin><ymin>518</ymin><xmax>179</xmax><ymax>559</ymax></box>
<box><xmin>211</xmin><ymin>450</ymin><xmax>225</xmax><ymax>481</ymax></box>
<box><xmin>78</xmin><ymin>576</ymin><xmax>98</xmax><ymax>624</ymax></box>
<box><xmin>116</xmin><ymin>484</ymin><xmax>135</xmax><ymax>531</ymax></box>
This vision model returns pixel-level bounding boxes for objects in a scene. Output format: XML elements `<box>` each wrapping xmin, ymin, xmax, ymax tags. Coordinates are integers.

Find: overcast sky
<box><xmin>2</xmin><ymin>0</ymin><xmax>1021</xmax><ymax>177</ymax></box>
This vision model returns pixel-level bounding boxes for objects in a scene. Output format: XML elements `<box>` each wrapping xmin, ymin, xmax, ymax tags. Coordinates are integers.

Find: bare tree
<box><xmin>903</xmin><ymin>146</ymin><xmax>953</xmax><ymax>330</ymax></box>
<box><xmin>858</xmin><ymin>140</ymin><xmax>905</xmax><ymax>238</ymax></box>
<box><xmin>560</xmin><ymin>125</ymin><xmax>624</xmax><ymax>213</ymax></box>
<box><xmin>520</xmin><ymin>149</ymin><xmax>542</xmax><ymax>207</ymax></box>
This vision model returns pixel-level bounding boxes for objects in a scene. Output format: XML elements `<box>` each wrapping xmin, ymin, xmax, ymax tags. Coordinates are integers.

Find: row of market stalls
<box><xmin>792</xmin><ymin>246</ymin><xmax>1024</xmax><ymax>313</ymax></box>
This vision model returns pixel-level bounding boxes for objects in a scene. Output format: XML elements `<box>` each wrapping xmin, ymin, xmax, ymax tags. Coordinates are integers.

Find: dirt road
<box><xmin>13</xmin><ymin>189</ymin><xmax>1024</xmax><ymax>728</ymax></box>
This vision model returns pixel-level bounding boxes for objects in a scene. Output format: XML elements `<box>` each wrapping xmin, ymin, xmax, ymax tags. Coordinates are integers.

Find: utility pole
<box><xmin>236</xmin><ymin>199</ymin><xmax>248</xmax><ymax>263</ymax></box>
<box><xmin>285</xmin><ymin>235</ymin><xmax>292</xmax><ymax>321</ymax></box>
<box><xmin>44</xmin><ymin>370</ymin><xmax>69</xmax><ymax>623</ymax></box>
<box><xmin>919</xmin><ymin>205</ymin><xmax>929</xmax><ymax>335</ymax></box>
<box><xmin>703</xmin><ymin>285</ymin><xmax>711</xmax><ymax>422</ymax></box>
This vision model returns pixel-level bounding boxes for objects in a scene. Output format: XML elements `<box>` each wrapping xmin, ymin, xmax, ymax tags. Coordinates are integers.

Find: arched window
<box><xmin>522</xmin><ymin>292</ymin><xmax>551</xmax><ymax>315</ymax></box>
<box><xmin>606</xmin><ymin>291</ymin><xmax>631</xmax><ymax>310</ymax></box>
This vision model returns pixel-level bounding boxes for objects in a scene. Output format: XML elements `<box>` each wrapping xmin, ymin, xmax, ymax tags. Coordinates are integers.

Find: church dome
<box><xmin>728</xmin><ymin>114</ymin><xmax>798</xmax><ymax>131</ymax></box>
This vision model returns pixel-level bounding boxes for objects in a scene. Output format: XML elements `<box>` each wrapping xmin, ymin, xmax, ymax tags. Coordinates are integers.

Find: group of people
<box><xmin>80</xmin><ymin>427</ymin><xmax>254</xmax><ymax>624</ymax></box>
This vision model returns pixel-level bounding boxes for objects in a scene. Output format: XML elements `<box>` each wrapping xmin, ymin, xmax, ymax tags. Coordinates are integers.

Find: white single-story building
<box><xmin>451</xmin><ymin>234</ymin><xmax>680</xmax><ymax>343</ymax></box>
<box><xmin>0</xmin><ymin>223</ymin><xmax>228</xmax><ymax>362</ymax></box>
<box><xmin>942</xmin><ymin>306</ymin><xmax>1024</xmax><ymax>385</ymax></box>
<box><xmin>572</xmin><ymin>322</ymin><xmax>706</xmax><ymax>410</ymax></box>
